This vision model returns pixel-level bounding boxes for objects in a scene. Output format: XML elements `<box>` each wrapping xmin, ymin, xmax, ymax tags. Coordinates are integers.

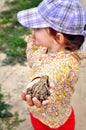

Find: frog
<box><xmin>26</xmin><ymin>75</ymin><xmax>50</xmax><ymax>103</ymax></box>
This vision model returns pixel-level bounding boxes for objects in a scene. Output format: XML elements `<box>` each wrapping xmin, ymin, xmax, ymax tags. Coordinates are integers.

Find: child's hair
<box><xmin>49</xmin><ymin>28</ymin><xmax>85</xmax><ymax>51</ymax></box>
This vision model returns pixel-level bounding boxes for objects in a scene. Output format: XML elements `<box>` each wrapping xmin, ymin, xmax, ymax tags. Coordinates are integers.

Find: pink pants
<box><xmin>30</xmin><ymin>109</ymin><xmax>75</xmax><ymax>130</ymax></box>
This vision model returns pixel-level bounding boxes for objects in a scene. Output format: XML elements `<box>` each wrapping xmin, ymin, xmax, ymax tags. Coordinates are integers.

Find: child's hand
<box><xmin>22</xmin><ymin>82</ymin><xmax>55</xmax><ymax>108</ymax></box>
<box><xmin>28</xmin><ymin>34</ymin><xmax>35</xmax><ymax>43</ymax></box>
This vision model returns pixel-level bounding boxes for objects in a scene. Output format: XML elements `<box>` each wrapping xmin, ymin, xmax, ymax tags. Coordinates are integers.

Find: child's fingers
<box><xmin>42</xmin><ymin>100</ymin><xmax>50</xmax><ymax>106</ymax></box>
<box><xmin>22</xmin><ymin>90</ymin><xmax>27</xmax><ymax>101</ymax></box>
<box><xmin>28</xmin><ymin>35</ymin><xmax>33</xmax><ymax>42</ymax></box>
<box><xmin>26</xmin><ymin>95</ymin><xmax>34</xmax><ymax>106</ymax></box>
<box><xmin>49</xmin><ymin>81</ymin><xmax>55</xmax><ymax>88</ymax></box>
<box><xmin>28</xmin><ymin>34</ymin><xmax>35</xmax><ymax>43</ymax></box>
<box><xmin>32</xmin><ymin>97</ymin><xmax>42</xmax><ymax>108</ymax></box>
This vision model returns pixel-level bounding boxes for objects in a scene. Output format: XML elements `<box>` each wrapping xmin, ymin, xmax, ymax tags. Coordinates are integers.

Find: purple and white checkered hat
<box><xmin>17</xmin><ymin>0</ymin><xmax>86</xmax><ymax>37</ymax></box>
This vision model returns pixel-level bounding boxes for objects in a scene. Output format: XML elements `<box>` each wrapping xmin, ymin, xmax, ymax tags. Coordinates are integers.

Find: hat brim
<box><xmin>17</xmin><ymin>7</ymin><xmax>49</xmax><ymax>28</ymax></box>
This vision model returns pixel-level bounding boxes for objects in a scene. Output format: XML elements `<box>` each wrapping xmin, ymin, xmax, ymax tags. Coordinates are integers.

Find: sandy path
<box><xmin>0</xmin><ymin>0</ymin><xmax>5</xmax><ymax>9</ymax></box>
<box><xmin>0</xmin><ymin>53</ymin><xmax>33</xmax><ymax>130</ymax></box>
<box><xmin>0</xmin><ymin>0</ymin><xmax>9</xmax><ymax>11</ymax></box>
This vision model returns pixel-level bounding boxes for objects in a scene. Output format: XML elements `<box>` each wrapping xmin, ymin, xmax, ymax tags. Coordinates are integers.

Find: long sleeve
<box><xmin>28</xmin><ymin>50</ymin><xmax>80</xmax><ymax>128</ymax></box>
<box><xmin>26</xmin><ymin>42</ymin><xmax>47</xmax><ymax>68</ymax></box>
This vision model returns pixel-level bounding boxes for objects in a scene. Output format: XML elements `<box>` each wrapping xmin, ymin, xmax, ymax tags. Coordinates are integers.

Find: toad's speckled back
<box><xmin>26</xmin><ymin>75</ymin><xmax>50</xmax><ymax>102</ymax></box>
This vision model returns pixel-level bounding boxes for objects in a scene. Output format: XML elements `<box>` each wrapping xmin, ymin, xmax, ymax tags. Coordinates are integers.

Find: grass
<box><xmin>0</xmin><ymin>86</ymin><xmax>25</xmax><ymax>130</ymax></box>
<box><xmin>0</xmin><ymin>0</ymin><xmax>42</xmax><ymax>65</ymax></box>
<box><xmin>0</xmin><ymin>112</ymin><xmax>25</xmax><ymax>130</ymax></box>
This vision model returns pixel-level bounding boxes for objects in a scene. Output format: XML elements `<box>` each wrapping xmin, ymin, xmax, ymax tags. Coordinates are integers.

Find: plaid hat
<box><xmin>17</xmin><ymin>0</ymin><xmax>86</xmax><ymax>37</ymax></box>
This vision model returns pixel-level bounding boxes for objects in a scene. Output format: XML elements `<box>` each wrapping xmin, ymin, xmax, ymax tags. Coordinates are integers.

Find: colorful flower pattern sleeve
<box><xmin>26</xmin><ymin>42</ymin><xmax>80</xmax><ymax>128</ymax></box>
<box><xmin>26</xmin><ymin>42</ymin><xmax>47</xmax><ymax>68</ymax></box>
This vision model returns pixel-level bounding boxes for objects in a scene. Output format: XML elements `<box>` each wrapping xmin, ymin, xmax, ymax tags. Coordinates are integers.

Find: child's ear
<box><xmin>55</xmin><ymin>33</ymin><xmax>65</xmax><ymax>45</ymax></box>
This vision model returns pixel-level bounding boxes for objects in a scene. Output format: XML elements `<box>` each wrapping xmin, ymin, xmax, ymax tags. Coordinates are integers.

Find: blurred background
<box><xmin>0</xmin><ymin>0</ymin><xmax>86</xmax><ymax>130</ymax></box>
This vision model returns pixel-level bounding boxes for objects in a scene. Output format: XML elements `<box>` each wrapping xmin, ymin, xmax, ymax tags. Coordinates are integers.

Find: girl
<box><xmin>17</xmin><ymin>0</ymin><xmax>86</xmax><ymax>130</ymax></box>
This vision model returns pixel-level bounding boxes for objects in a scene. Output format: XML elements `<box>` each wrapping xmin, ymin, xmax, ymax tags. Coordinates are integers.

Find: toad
<box><xmin>26</xmin><ymin>75</ymin><xmax>50</xmax><ymax>103</ymax></box>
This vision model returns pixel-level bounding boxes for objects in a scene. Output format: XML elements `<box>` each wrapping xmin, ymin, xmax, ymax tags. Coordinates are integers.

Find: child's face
<box><xmin>31</xmin><ymin>28</ymin><xmax>65</xmax><ymax>52</ymax></box>
<box><xmin>31</xmin><ymin>28</ymin><xmax>54</xmax><ymax>48</ymax></box>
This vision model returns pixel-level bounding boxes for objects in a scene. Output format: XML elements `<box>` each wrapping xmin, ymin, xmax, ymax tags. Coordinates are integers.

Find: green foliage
<box><xmin>0</xmin><ymin>0</ymin><xmax>42</xmax><ymax>65</ymax></box>
<box><xmin>0</xmin><ymin>86</ymin><xmax>12</xmax><ymax>118</ymax></box>
<box><xmin>0</xmin><ymin>112</ymin><xmax>25</xmax><ymax>130</ymax></box>
<box><xmin>0</xmin><ymin>86</ymin><xmax>25</xmax><ymax>130</ymax></box>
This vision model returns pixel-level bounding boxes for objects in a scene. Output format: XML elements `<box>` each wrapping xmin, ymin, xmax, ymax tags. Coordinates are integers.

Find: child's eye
<box><xmin>33</xmin><ymin>28</ymin><xmax>41</xmax><ymax>31</ymax></box>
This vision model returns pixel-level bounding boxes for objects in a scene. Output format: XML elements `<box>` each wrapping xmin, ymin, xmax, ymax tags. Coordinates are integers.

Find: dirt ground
<box><xmin>0</xmin><ymin>53</ymin><xmax>86</xmax><ymax>130</ymax></box>
<box><xmin>0</xmin><ymin>0</ymin><xmax>86</xmax><ymax>130</ymax></box>
<box><xmin>0</xmin><ymin>53</ymin><xmax>33</xmax><ymax>130</ymax></box>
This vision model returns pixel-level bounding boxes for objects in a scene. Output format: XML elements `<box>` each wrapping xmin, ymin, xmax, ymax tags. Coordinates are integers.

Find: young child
<box><xmin>17</xmin><ymin>0</ymin><xmax>86</xmax><ymax>130</ymax></box>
